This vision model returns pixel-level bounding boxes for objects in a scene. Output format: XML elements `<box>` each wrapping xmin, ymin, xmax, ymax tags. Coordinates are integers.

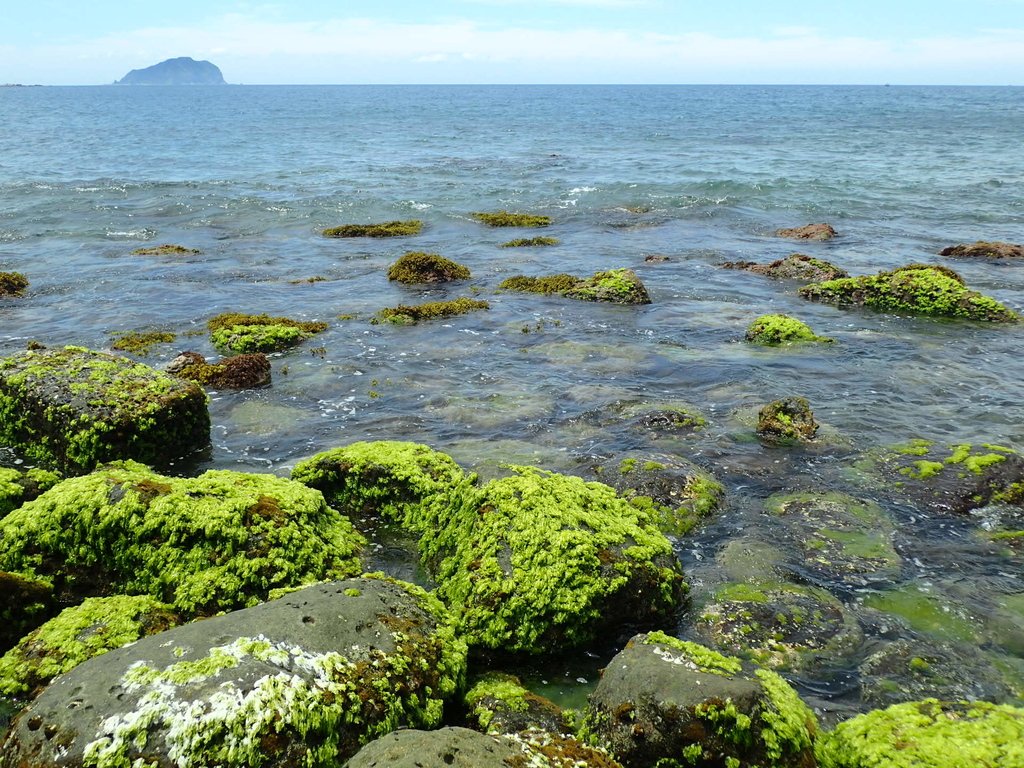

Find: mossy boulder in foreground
<box><xmin>798</xmin><ymin>264</ymin><xmax>1019</xmax><ymax>321</ymax></box>
<box><xmin>387</xmin><ymin>251</ymin><xmax>471</xmax><ymax>283</ymax></box>
<box><xmin>208</xmin><ymin>312</ymin><xmax>327</xmax><ymax>353</ymax></box>
<box><xmin>584</xmin><ymin>631</ymin><xmax>818</xmax><ymax>768</ymax></box>
<box><xmin>746</xmin><ymin>313</ymin><xmax>833</xmax><ymax>345</ymax></box>
<box><xmin>0</xmin><ymin>346</ymin><xmax>210</xmax><ymax>474</ymax></box>
<box><xmin>0</xmin><ymin>460</ymin><xmax>365</xmax><ymax>616</ymax></box>
<box><xmin>0</xmin><ymin>577</ymin><xmax>468</xmax><ymax>768</ymax></box>
<box><xmin>815</xmin><ymin>699</ymin><xmax>1024</xmax><ymax>768</ymax></box>
<box><xmin>322</xmin><ymin>220</ymin><xmax>422</xmax><ymax>237</ymax></box>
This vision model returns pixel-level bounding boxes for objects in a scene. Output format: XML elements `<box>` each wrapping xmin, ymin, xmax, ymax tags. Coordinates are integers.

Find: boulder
<box><xmin>386</xmin><ymin>252</ymin><xmax>471</xmax><ymax>283</ymax></box>
<box><xmin>166</xmin><ymin>350</ymin><xmax>271</xmax><ymax>389</ymax></box>
<box><xmin>775</xmin><ymin>223</ymin><xmax>837</xmax><ymax>240</ymax></box>
<box><xmin>0</xmin><ymin>577</ymin><xmax>468</xmax><ymax>768</ymax></box>
<box><xmin>584</xmin><ymin>631</ymin><xmax>818</xmax><ymax>768</ymax></box>
<box><xmin>745</xmin><ymin>314</ymin><xmax>833</xmax><ymax>346</ymax></box>
<box><xmin>0</xmin><ymin>346</ymin><xmax>210</xmax><ymax>474</ymax></box>
<box><xmin>939</xmin><ymin>241</ymin><xmax>1024</xmax><ymax>259</ymax></box>
<box><xmin>0</xmin><ymin>460</ymin><xmax>364</xmax><ymax>616</ymax></box>
<box><xmin>757</xmin><ymin>397</ymin><xmax>818</xmax><ymax>443</ymax></box>
<box><xmin>723</xmin><ymin>254</ymin><xmax>847</xmax><ymax>282</ymax></box>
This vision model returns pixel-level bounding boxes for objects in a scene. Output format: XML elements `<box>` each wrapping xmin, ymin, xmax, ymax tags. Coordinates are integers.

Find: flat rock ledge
<box><xmin>0</xmin><ymin>346</ymin><xmax>210</xmax><ymax>474</ymax></box>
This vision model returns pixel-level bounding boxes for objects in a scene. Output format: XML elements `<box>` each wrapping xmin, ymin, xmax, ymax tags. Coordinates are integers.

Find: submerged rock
<box><xmin>501</xmin><ymin>268</ymin><xmax>651</xmax><ymax>305</ymax></box>
<box><xmin>798</xmin><ymin>264</ymin><xmax>1019</xmax><ymax>322</ymax></box>
<box><xmin>208</xmin><ymin>312</ymin><xmax>327</xmax><ymax>353</ymax></box>
<box><xmin>775</xmin><ymin>223</ymin><xmax>837</xmax><ymax>240</ymax></box>
<box><xmin>0</xmin><ymin>460</ymin><xmax>364</xmax><ymax>616</ymax></box>
<box><xmin>322</xmin><ymin>220</ymin><xmax>422</xmax><ymax>237</ymax></box>
<box><xmin>0</xmin><ymin>577</ymin><xmax>468</xmax><ymax>768</ymax></box>
<box><xmin>471</xmin><ymin>211</ymin><xmax>551</xmax><ymax>227</ymax></box>
<box><xmin>500</xmin><ymin>236</ymin><xmax>559</xmax><ymax>247</ymax></box>
<box><xmin>815</xmin><ymin>699</ymin><xmax>1024</xmax><ymax>768</ymax></box>
<box><xmin>386</xmin><ymin>251</ymin><xmax>471</xmax><ymax>283</ymax></box>
<box><xmin>757</xmin><ymin>397</ymin><xmax>819</xmax><ymax>443</ymax></box>
<box><xmin>0</xmin><ymin>466</ymin><xmax>59</xmax><ymax>518</ymax></box>
<box><xmin>129</xmin><ymin>244</ymin><xmax>199</xmax><ymax>256</ymax></box>
<box><xmin>0</xmin><ymin>272</ymin><xmax>29</xmax><ymax>297</ymax></box>
<box><xmin>109</xmin><ymin>330</ymin><xmax>176</xmax><ymax>354</ymax></box>
<box><xmin>940</xmin><ymin>240</ymin><xmax>1024</xmax><ymax>259</ymax></box>
<box><xmin>723</xmin><ymin>253</ymin><xmax>847</xmax><ymax>282</ymax></box>
<box><xmin>374</xmin><ymin>297</ymin><xmax>490</xmax><ymax>324</ymax></box>
<box><xmin>0</xmin><ymin>346</ymin><xmax>209</xmax><ymax>474</ymax></box>
<box><xmin>745</xmin><ymin>314</ymin><xmax>834</xmax><ymax>346</ymax></box>
<box><xmin>584</xmin><ymin>631</ymin><xmax>818</xmax><ymax>768</ymax></box>
<box><xmin>166</xmin><ymin>350</ymin><xmax>271</xmax><ymax>389</ymax></box>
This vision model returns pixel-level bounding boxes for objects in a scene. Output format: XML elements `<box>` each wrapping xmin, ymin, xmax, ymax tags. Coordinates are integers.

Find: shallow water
<box><xmin>1</xmin><ymin>84</ymin><xmax>1023</xmax><ymax>721</ymax></box>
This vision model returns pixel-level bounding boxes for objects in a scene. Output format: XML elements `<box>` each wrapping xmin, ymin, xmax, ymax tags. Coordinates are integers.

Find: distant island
<box><xmin>115</xmin><ymin>57</ymin><xmax>226</xmax><ymax>86</ymax></box>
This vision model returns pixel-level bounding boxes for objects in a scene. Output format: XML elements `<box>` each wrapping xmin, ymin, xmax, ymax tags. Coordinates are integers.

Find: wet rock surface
<box><xmin>940</xmin><ymin>240</ymin><xmax>1024</xmax><ymax>259</ymax></box>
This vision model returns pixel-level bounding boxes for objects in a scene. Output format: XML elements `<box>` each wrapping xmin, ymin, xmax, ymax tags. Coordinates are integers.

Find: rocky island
<box><xmin>114</xmin><ymin>57</ymin><xmax>226</xmax><ymax>85</ymax></box>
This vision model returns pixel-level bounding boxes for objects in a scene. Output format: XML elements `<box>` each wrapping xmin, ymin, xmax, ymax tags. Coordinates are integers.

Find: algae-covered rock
<box><xmin>500</xmin><ymin>236</ymin><xmax>559</xmax><ymax>247</ymax></box>
<box><xmin>499</xmin><ymin>273</ymin><xmax>584</xmax><ymax>295</ymax></box>
<box><xmin>815</xmin><ymin>699</ymin><xmax>1024</xmax><ymax>768</ymax></box>
<box><xmin>592</xmin><ymin>454</ymin><xmax>725</xmax><ymax>537</ymax></box>
<box><xmin>724</xmin><ymin>253</ymin><xmax>847</xmax><ymax>282</ymax></box>
<box><xmin>765</xmin><ymin>491</ymin><xmax>900</xmax><ymax>586</ymax></box>
<box><xmin>464</xmin><ymin>673</ymin><xmax>569</xmax><ymax>735</ymax></box>
<box><xmin>0</xmin><ymin>460</ymin><xmax>364</xmax><ymax>616</ymax></box>
<box><xmin>387</xmin><ymin>251</ymin><xmax>471</xmax><ymax>284</ymax></box>
<box><xmin>619</xmin><ymin>403</ymin><xmax>708</xmax><ymax>438</ymax></box>
<box><xmin>757</xmin><ymin>397</ymin><xmax>818</xmax><ymax>443</ymax></box>
<box><xmin>0</xmin><ymin>466</ymin><xmax>59</xmax><ymax>518</ymax></box>
<box><xmin>694</xmin><ymin>581</ymin><xmax>863</xmax><ymax>671</ymax></box>
<box><xmin>374</xmin><ymin>297</ymin><xmax>490</xmax><ymax>324</ymax></box>
<box><xmin>130</xmin><ymin>244</ymin><xmax>199</xmax><ymax>256</ymax></box>
<box><xmin>798</xmin><ymin>264</ymin><xmax>1019</xmax><ymax>322</ymax></box>
<box><xmin>563</xmin><ymin>268</ymin><xmax>651</xmax><ymax>305</ymax></box>
<box><xmin>0</xmin><ymin>595</ymin><xmax>179</xmax><ymax>701</ymax></box>
<box><xmin>166</xmin><ymin>350</ymin><xmax>271</xmax><ymax>389</ymax></box>
<box><xmin>0</xmin><ymin>346</ymin><xmax>210</xmax><ymax>474</ymax></box>
<box><xmin>322</xmin><ymin>220</ymin><xmax>423</xmax><ymax>237</ymax></box>
<box><xmin>421</xmin><ymin>466</ymin><xmax>686</xmax><ymax>654</ymax></box>
<box><xmin>0</xmin><ymin>572</ymin><xmax>54</xmax><ymax>655</ymax></box>
<box><xmin>208</xmin><ymin>312</ymin><xmax>327</xmax><ymax>353</ymax></box>
<box><xmin>291</xmin><ymin>440</ymin><xmax>468</xmax><ymax>530</ymax></box>
<box><xmin>861</xmin><ymin>583</ymin><xmax>981</xmax><ymax>646</ymax></box>
<box><xmin>775</xmin><ymin>223</ymin><xmax>837</xmax><ymax>240</ymax></box>
<box><xmin>940</xmin><ymin>241</ymin><xmax>1024</xmax><ymax>260</ymax></box>
<box><xmin>0</xmin><ymin>272</ymin><xmax>29</xmax><ymax>297</ymax></box>
<box><xmin>472</xmin><ymin>211</ymin><xmax>551</xmax><ymax>227</ymax></box>
<box><xmin>0</xmin><ymin>577</ymin><xmax>467</xmax><ymax>768</ymax></box>
<box><xmin>746</xmin><ymin>313</ymin><xmax>834</xmax><ymax>346</ymax></box>
<box><xmin>584</xmin><ymin>631</ymin><xmax>818</xmax><ymax>768</ymax></box>
<box><xmin>109</xmin><ymin>330</ymin><xmax>176</xmax><ymax>355</ymax></box>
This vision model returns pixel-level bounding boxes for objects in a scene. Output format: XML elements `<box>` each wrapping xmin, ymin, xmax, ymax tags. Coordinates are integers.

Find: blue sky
<box><xmin>3</xmin><ymin>1</ymin><xmax>1023</xmax><ymax>85</ymax></box>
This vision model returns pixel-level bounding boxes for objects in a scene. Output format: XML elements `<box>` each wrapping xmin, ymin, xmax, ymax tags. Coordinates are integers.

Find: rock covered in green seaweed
<box><xmin>472</xmin><ymin>211</ymin><xmax>551</xmax><ymax>227</ymax></box>
<box><xmin>166</xmin><ymin>350</ymin><xmax>271</xmax><ymax>389</ymax></box>
<box><xmin>0</xmin><ymin>460</ymin><xmax>364</xmax><ymax>616</ymax></box>
<box><xmin>374</xmin><ymin>297</ymin><xmax>490</xmax><ymax>324</ymax></box>
<box><xmin>208</xmin><ymin>312</ymin><xmax>327</xmax><ymax>353</ymax></box>
<box><xmin>724</xmin><ymin>253</ymin><xmax>847</xmax><ymax>282</ymax></box>
<box><xmin>322</xmin><ymin>220</ymin><xmax>422</xmax><ymax>237</ymax></box>
<box><xmin>0</xmin><ymin>577</ymin><xmax>468</xmax><ymax>768</ymax></box>
<box><xmin>0</xmin><ymin>346</ymin><xmax>210</xmax><ymax>474</ymax></box>
<box><xmin>798</xmin><ymin>264</ymin><xmax>1019</xmax><ymax>322</ymax></box>
<box><xmin>746</xmin><ymin>313</ymin><xmax>833</xmax><ymax>346</ymax></box>
<box><xmin>0</xmin><ymin>272</ymin><xmax>29</xmax><ymax>297</ymax></box>
<box><xmin>499</xmin><ymin>273</ymin><xmax>584</xmax><ymax>295</ymax></box>
<box><xmin>815</xmin><ymin>699</ymin><xmax>1024</xmax><ymax>768</ymax></box>
<box><xmin>757</xmin><ymin>397</ymin><xmax>819</xmax><ymax>443</ymax></box>
<box><xmin>501</xmin><ymin>268</ymin><xmax>651</xmax><ymax>305</ymax></box>
<box><xmin>940</xmin><ymin>241</ymin><xmax>1024</xmax><ymax>260</ymax></box>
<box><xmin>109</xmin><ymin>330</ymin><xmax>176</xmax><ymax>354</ymax></box>
<box><xmin>0</xmin><ymin>595</ymin><xmax>179</xmax><ymax>701</ymax></box>
<box><xmin>583</xmin><ymin>631</ymin><xmax>818</xmax><ymax>768</ymax></box>
<box><xmin>420</xmin><ymin>466</ymin><xmax>686</xmax><ymax>654</ymax></box>
<box><xmin>0</xmin><ymin>466</ymin><xmax>59</xmax><ymax>519</ymax></box>
<box><xmin>387</xmin><ymin>251</ymin><xmax>471</xmax><ymax>283</ymax></box>
<box><xmin>464</xmin><ymin>672</ymin><xmax>570</xmax><ymax>735</ymax></box>
<box><xmin>500</xmin><ymin>236</ymin><xmax>560</xmax><ymax>247</ymax></box>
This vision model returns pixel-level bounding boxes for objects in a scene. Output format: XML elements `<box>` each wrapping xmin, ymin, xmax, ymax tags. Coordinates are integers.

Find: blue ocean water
<box><xmin>1</xmin><ymin>84</ymin><xmax>1023</xmax><ymax>717</ymax></box>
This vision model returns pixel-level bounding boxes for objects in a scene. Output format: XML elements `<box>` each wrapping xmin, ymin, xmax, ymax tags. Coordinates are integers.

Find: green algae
<box><xmin>0</xmin><ymin>595</ymin><xmax>178</xmax><ymax>700</ymax></box>
<box><xmin>130</xmin><ymin>244</ymin><xmax>199</xmax><ymax>256</ymax></box>
<box><xmin>208</xmin><ymin>312</ymin><xmax>328</xmax><ymax>353</ymax></box>
<box><xmin>799</xmin><ymin>264</ymin><xmax>1019</xmax><ymax>322</ymax></box>
<box><xmin>816</xmin><ymin>699</ymin><xmax>1024</xmax><ymax>768</ymax></box>
<box><xmin>471</xmin><ymin>211</ymin><xmax>551</xmax><ymax>227</ymax></box>
<box><xmin>754</xmin><ymin>668</ymin><xmax>818</xmax><ymax>764</ymax></box>
<box><xmin>109</xmin><ymin>330</ymin><xmax>177</xmax><ymax>354</ymax></box>
<box><xmin>0</xmin><ymin>460</ymin><xmax>365</xmax><ymax>617</ymax></box>
<box><xmin>386</xmin><ymin>251</ymin><xmax>471</xmax><ymax>284</ymax></box>
<box><xmin>500</xmin><ymin>236</ymin><xmax>560</xmax><ymax>247</ymax></box>
<box><xmin>0</xmin><ymin>346</ymin><xmax>210</xmax><ymax>474</ymax></box>
<box><xmin>0</xmin><ymin>272</ymin><xmax>29</xmax><ymax>296</ymax></box>
<box><xmin>642</xmin><ymin>631</ymin><xmax>743</xmax><ymax>676</ymax></box>
<box><xmin>499</xmin><ymin>274</ymin><xmax>583</xmax><ymax>294</ymax></box>
<box><xmin>322</xmin><ymin>220</ymin><xmax>423</xmax><ymax>237</ymax></box>
<box><xmin>862</xmin><ymin>585</ymin><xmax>979</xmax><ymax>645</ymax></box>
<box><xmin>464</xmin><ymin>673</ymin><xmax>532</xmax><ymax>732</ymax></box>
<box><xmin>744</xmin><ymin>313</ymin><xmax>833</xmax><ymax>346</ymax></box>
<box><xmin>756</xmin><ymin>397</ymin><xmax>818</xmax><ymax>443</ymax></box>
<box><xmin>374</xmin><ymin>297</ymin><xmax>489</xmax><ymax>324</ymax></box>
<box><xmin>0</xmin><ymin>467</ymin><xmax>60</xmax><ymax>518</ymax></box>
<box><xmin>610</xmin><ymin>456</ymin><xmax>725</xmax><ymax>538</ymax></box>
<box><xmin>563</xmin><ymin>268</ymin><xmax>651</xmax><ymax>305</ymax></box>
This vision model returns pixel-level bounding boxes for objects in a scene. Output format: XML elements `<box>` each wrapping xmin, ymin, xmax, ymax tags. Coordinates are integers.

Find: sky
<box><xmin>2</xmin><ymin>1</ymin><xmax>1023</xmax><ymax>85</ymax></box>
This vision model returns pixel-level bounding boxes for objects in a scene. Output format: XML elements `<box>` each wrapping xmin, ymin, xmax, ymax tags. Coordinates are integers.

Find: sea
<box><xmin>1</xmin><ymin>84</ymin><xmax>1023</xmax><ymax>721</ymax></box>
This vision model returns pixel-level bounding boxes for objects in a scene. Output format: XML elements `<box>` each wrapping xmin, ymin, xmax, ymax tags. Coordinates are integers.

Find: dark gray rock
<box><xmin>115</xmin><ymin>57</ymin><xmax>226</xmax><ymax>85</ymax></box>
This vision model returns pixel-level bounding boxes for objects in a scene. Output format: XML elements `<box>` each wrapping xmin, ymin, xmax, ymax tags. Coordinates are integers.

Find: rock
<box><xmin>322</xmin><ymin>220</ymin><xmax>422</xmax><ymax>237</ymax></box>
<box><xmin>500</xmin><ymin>268</ymin><xmax>652</xmax><ymax>305</ymax></box>
<box><xmin>0</xmin><ymin>466</ymin><xmax>59</xmax><ymax>518</ymax></box>
<box><xmin>109</xmin><ymin>330</ymin><xmax>176</xmax><ymax>354</ymax></box>
<box><xmin>421</xmin><ymin>466</ymin><xmax>686</xmax><ymax>655</ymax></box>
<box><xmin>940</xmin><ymin>241</ymin><xmax>1024</xmax><ymax>259</ymax></box>
<box><xmin>745</xmin><ymin>314</ymin><xmax>833</xmax><ymax>345</ymax></box>
<box><xmin>115</xmin><ymin>57</ymin><xmax>225</xmax><ymax>85</ymax></box>
<box><xmin>471</xmin><ymin>211</ymin><xmax>551</xmax><ymax>227</ymax></box>
<box><xmin>775</xmin><ymin>223</ymin><xmax>837</xmax><ymax>240</ymax></box>
<box><xmin>0</xmin><ymin>577</ymin><xmax>468</xmax><ymax>768</ymax></box>
<box><xmin>501</xmin><ymin>237</ymin><xmax>560</xmax><ymax>248</ymax></box>
<box><xmin>0</xmin><ymin>460</ymin><xmax>364</xmax><ymax>616</ymax></box>
<box><xmin>815</xmin><ymin>699</ymin><xmax>1024</xmax><ymax>768</ymax></box>
<box><xmin>0</xmin><ymin>595</ymin><xmax>179</xmax><ymax>702</ymax></box>
<box><xmin>723</xmin><ymin>254</ymin><xmax>847</xmax><ymax>282</ymax></box>
<box><xmin>757</xmin><ymin>397</ymin><xmax>818</xmax><ymax>443</ymax></box>
<box><xmin>374</xmin><ymin>297</ymin><xmax>490</xmax><ymax>325</ymax></box>
<box><xmin>584</xmin><ymin>631</ymin><xmax>818</xmax><ymax>768</ymax></box>
<box><xmin>386</xmin><ymin>251</ymin><xmax>471</xmax><ymax>283</ymax></box>
<box><xmin>0</xmin><ymin>346</ymin><xmax>210</xmax><ymax>474</ymax></box>
<box><xmin>798</xmin><ymin>264</ymin><xmax>1019</xmax><ymax>322</ymax></box>
<box><xmin>208</xmin><ymin>312</ymin><xmax>328</xmax><ymax>354</ymax></box>
<box><xmin>166</xmin><ymin>350</ymin><xmax>271</xmax><ymax>389</ymax></box>
<box><xmin>464</xmin><ymin>673</ymin><xmax>569</xmax><ymax>735</ymax></box>
<box><xmin>0</xmin><ymin>272</ymin><xmax>28</xmax><ymax>297</ymax></box>
<box><xmin>644</xmin><ymin>254</ymin><xmax>670</xmax><ymax>263</ymax></box>
<box><xmin>130</xmin><ymin>244</ymin><xmax>199</xmax><ymax>256</ymax></box>
<box><xmin>0</xmin><ymin>572</ymin><xmax>54</xmax><ymax>655</ymax></box>
<box><xmin>591</xmin><ymin>453</ymin><xmax>725</xmax><ymax>537</ymax></box>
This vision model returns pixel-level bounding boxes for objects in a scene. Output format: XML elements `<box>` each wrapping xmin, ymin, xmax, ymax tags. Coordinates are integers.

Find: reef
<box><xmin>745</xmin><ymin>314</ymin><xmax>833</xmax><ymax>345</ymax></box>
<box><xmin>129</xmin><ymin>244</ymin><xmax>199</xmax><ymax>256</ymax></box>
<box><xmin>798</xmin><ymin>264</ymin><xmax>1019</xmax><ymax>322</ymax></box>
<box><xmin>166</xmin><ymin>350</ymin><xmax>271</xmax><ymax>389</ymax></box>
<box><xmin>723</xmin><ymin>253</ymin><xmax>847</xmax><ymax>282</ymax></box>
<box><xmin>0</xmin><ymin>346</ymin><xmax>210</xmax><ymax>474</ymax></box>
<box><xmin>500</xmin><ymin>236</ymin><xmax>560</xmax><ymax>247</ymax></box>
<box><xmin>109</xmin><ymin>330</ymin><xmax>176</xmax><ymax>354</ymax></box>
<box><xmin>322</xmin><ymin>220</ymin><xmax>423</xmax><ymax>237</ymax></box>
<box><xmin>471</xmin><ymin>211</ymin><xmax>551</xmax><ymax>227</ymax></box>
<box><xmin>756</xmin><ymin>396</ymin><xmax>818</xmax><ymax>443</ymax></box>
<box><xmin>208</xmin><ymin>312</ymin><xmax>327</xmax><ymax>353</ymax></box>
<box><xmin>501</xmin><ymin>268</ymin><xmax>651</xmax><ymax>305</ymax></box>
<box><xmin>0</xmin><ymin>272</ymin><xmax>29</xmax><ymax>297</ymax></box>
<box><xmin>374</xmin><ymin>297</ymin><xmax>490</xmax><ymax>324</ymax></box>
<box><xmin>0</xmin><ymin>460</ymin><xmax>365</xmax><ymax>616</ymax></box>
<box><xmin>775</xmin><ymin>223</ymin><xmax>837</xmax><ymax>240</ymax></box>
<box><xmin>940</xmin><ymin>240</ymin><xmax>1024</xmax><ymax>259</ymax></box>
<box><xmin>387</xmin><ymin>251</ymin><xmax>471</xmax><ymax>283</ymax></box>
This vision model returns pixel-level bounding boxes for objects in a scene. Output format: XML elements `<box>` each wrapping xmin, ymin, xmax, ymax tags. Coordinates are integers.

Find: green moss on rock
<box><xmin>0</xmin><ymin>346</ymin><xmax>210</xmax><ymax>474</ymax></box>
<box><xmin>500</xmin><ymin>269</ymin><xmax>651</xmax><ymax>305</ymax></box>
<box><xmin>110</xmin><ymin>330</ymin><xmax>177</xmax><ymax>354</ymax></box>
<box><xmin>745</xmin><ymin>314</ymin><xmax>833</xmax><ymax>346</ymax></box>
<box><xmin>464</xmin><ymin>672</ymin><xmax>569</xmax><ymax>735</ymax></box>
<box><xmin>500</xmin><ymin>236</ymin><xmax>560</xmax><ymax>247</ymax></box>
<box><xmin>0</xmin><ymin>460</ymin><xmax>365</xmax><ymax>616</ymax></box>
<box><xmin>0</xmin><ymin>467</ymin><xmax>60</xmax><ymax>519</ymax></box>
<box><xmin>0</xmin><ymin>272</ymin><xmax>29</xmax><ymax>297</ymax></box>
<box><xmin>471</xmin><ymin>211</ymin><xmax>551</xmax><ymax>227</ymax></box>
<box><xmin>374</xmin><ymin>297</ymin><xmax>490</xmax><ymax>324</ymax></box>
<box><xmin>207</xmin><ymin>312</ymin><xmax>327</xmax><ymax>353</ymax></box>
<box><xmin>756</xmin><ymin>397</ymin><xmax>818</xmax><ymax>443</ymax></box>
<box><xmin>499</xmin><ymin>274</ymin><xmax>584</xmax><ymax>294</ymax></box>
<box><xmin>798</xmin><ymin>264</ymin><xmax>1019</xmax><ymax>322</ymax></box>
<box><xmin>130</xmin><ymin>244</ymin><xmax>199</xmax><ymax>256</ymax></box>
<box><xmin>322</xmin><ymin>220</ymin><xmax>423</xmax><ymax>237</ymax></box>
<box><xmin>387</xmin><ymin>252</ymin><xmax>471</xmax><ymax>284</ymax></box>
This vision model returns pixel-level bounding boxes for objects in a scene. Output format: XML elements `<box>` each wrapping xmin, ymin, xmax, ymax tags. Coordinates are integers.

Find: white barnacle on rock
<box><xmin>651</xmin><ymin>644</ymin><xmax>701</xmax><ymax>672</ymax></box>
